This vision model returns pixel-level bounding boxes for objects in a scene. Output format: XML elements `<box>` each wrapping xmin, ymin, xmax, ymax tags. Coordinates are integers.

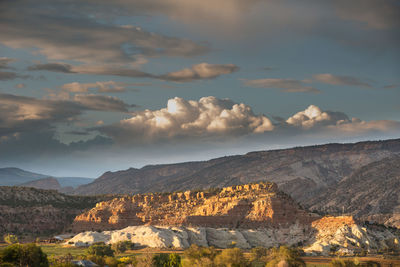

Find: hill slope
<box><xmin>0</xmin><ymin>167</ymin><xmax>47</xmax><ymax>186</ymax></box>
<box><xmin>0</xmin><ymin>167</ymin><xmax>93</xmax><ymax>189</ymax></box>
<box><xmin>305</xmin><ymin>156</ymin><xmax>400</xmax><ymax>227</ymax></box>
<box><xmin>0</xmin><ymin>186</ymin><xmax>112</xmax><ymax>237</ymax></box>
<box><xmin>73</xmin><ymin>138</ymin><xmax>400</xmax><ymax>227</ymax></box>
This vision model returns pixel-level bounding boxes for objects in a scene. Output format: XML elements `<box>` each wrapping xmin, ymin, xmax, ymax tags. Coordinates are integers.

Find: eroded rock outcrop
<box><xmin>72</xmin><ymin>182</ymin><xmax>317</xmax><ymax>232</ymax></box>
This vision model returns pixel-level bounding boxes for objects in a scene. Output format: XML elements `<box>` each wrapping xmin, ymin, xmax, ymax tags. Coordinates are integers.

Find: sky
<box><xmin>0</xmin><ymin>0</ymin><xmax>399</xmax><ymax>177</ymax></box>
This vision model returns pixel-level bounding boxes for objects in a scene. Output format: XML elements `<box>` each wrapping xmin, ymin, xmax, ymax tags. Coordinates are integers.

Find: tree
<box><xmin>152</xmin><ymin>253</ymin><xmax>182</xmax><ymax>267</ymax></box>
<box><xmin>3</xmin><ymin>234</ymin><xmax>18</xmax><ymax>245</ymax></box>
<box><xmin>112</xmin><ymin>240</ymin><xmax>134</xmax><ymax>253</ymax></box>
<box><xmin>183</xmin><ymin>244</ymin><xmax>218</xmax><ymax>267</ymax></box>
<box><xmin>86</xmin><ymin>242</ymin><xmax>114</xmax><ymax>257</ymax></box>
<box><xmin>0</xmin><ymin>243</ymin><xmax>49</xmax><ymax>267</ymax></box>
<box><xmin>265</xmin><ymin>246</ymin><xmax>305</xmax><ymax>267</ymax></box>
<box><xmin>214</xmin><ymin>248</ymin><xmax>249</xmax><ymax>267</ymax></box>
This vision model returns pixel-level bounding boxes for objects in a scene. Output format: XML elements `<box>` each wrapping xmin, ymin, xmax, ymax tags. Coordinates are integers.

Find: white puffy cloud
<box><xmin>96</xmin><ymin>96</ymin><xmax>274</xmax><ymax>142</ymax></box>
<box><xmin>243</xmin><ymin>78</ymin><xmax>320</xmax><ymax>93</ymax></box>
<box><xmin>161</xmin><ymin>63</ymin><xmax>239</xmax><ymax>82</ymax></box>
<box><xmin>286</xmin><ymin>105</ymin><xmax>350</xmax><ymax>129</ymax></box>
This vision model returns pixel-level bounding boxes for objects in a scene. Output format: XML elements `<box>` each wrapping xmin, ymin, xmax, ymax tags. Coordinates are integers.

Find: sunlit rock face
<box><xmin>72</xmin><ymin>182</ymin><xmax>317</xmax><ymax>232</ymax></box>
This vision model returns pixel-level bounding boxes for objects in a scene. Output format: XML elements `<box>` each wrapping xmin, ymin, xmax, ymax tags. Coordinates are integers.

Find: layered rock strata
<box><xmin>72</xmin><ymin>182</ymin><xmax>317</xmax><ymax>232</ymax></box>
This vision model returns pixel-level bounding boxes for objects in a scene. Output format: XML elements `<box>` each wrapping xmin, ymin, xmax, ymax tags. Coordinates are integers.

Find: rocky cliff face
<box><xmin>72</xmin><ymin>182</ymin><xmax>318</xmax><ymax>232</ymax></box>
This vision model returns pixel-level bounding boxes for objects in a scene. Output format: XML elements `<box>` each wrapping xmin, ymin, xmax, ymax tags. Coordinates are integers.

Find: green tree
<box><xmin>265</xmin><ymin>246</ymin><xmax>305</xmax><ymax>267</ymax></box>
<box><xmin>183</xmin><ymin>244</ymin><xmax>218</xmax><ymax>267</ymax></box>
<box><xmin>214</xmin><ymin>248</ymin><xmax>249</xmax><ymax>267</ymax></box>
<box><xmin>86</xmin><ymin>242</ymin><xmax>114</xmax><ymax>257</ymax></box>
<box><xmin>152</xmin><ymin>253</ymin><xmax>182</xmax><ymax>267</ymax></box>
<box><xmin>0</xmin><ymin>243</ymin><xmax>49</xmax><ymax>267</ymax></box>
<box><xmin>152</xmin><ymin>254</ymin><xmax>170</xmax><ymax>267</ymax></box>
<box><xmin>111</xmin><ymin>240</ymin><xmax>134</xmax><ymax>253</ymax></box>
<box><xmin>3</xmin><ymin>234</ymin><xmax>18</xmax><ymax>245</ymax></box>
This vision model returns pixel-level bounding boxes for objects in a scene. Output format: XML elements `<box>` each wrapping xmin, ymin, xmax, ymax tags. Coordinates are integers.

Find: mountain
<box><xmin>304</xmin><ymin>155</ymin><xmax>400</xmax><ymax>227</ymax></box>
<box><xmin>0</xmin><ymin>186</ymin><xmax>113</xmax><ymax>238</ymax></box>
<box><xmin>69</xmin><ymin>182</ymin><xmax>400</xmax><ymax>255</ymax></box>
<box><xmin>73</xmin><ymin>138</ymin><xmax>400</xmax><ymax>227</ymax></box>
<box><xmin>20</xmin><ymin>177</ymin><xmax>62</xmax><ymax>190</ymax></box>
<box><xmin>0</xmin><ymin>167</ymin><xmax>93</xmax><ymax>189</ymax></box>
<box><xmin>0</xmin><ymin>167</ymin><xmax>48</xmax><ymax>186</ymax></box>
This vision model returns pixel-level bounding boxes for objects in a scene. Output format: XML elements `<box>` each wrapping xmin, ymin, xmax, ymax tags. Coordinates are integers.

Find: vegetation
<box><xmin>3</xmin><ymin>234</ymin><xmax>18</xmax><ymax>245</ymax></box>
<box><xmin>111</xmin><ymin>240</ymin><xmax>135</xmax><ymax>254</ymax></box>
<box><xmin>0</xmin><ymin>243</ymin><xmax>49</xmax><ymax>267</ymax></box>
<box><xmin>86</xmin><ymin>242</ymin><xmax>114</xmax><ymax>257</ymax></box>
<box><xmin>152</xmin><ymin>253</ymin><xmax>181</xmax><ymax>267</ymax></box>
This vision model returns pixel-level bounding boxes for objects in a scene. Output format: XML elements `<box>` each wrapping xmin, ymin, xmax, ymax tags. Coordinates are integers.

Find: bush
<box><xmin>0</xmin><ymin>243</ymin><xmax>49</xmax><ymax>267</ymax></box>
<box><xmin>86</xmin><ymin>242</ymin><xmax>114</xmax><ymax>257</ymax></box>
<box><xmin>112</xmin><ymin>240</ymin><xmax>134</xmax><ymax>253</ymax></box>
<box><xmin>152</xmin><ymin>253</ymin><xmax>182</xmax><ymax>267</ymax></box>
<box><xmin>214</xmin><ymin>248</ymin><xmax>249</xmax><ymax>267</ymax></box>
<box><xmin>265</xmin><ymin>246</ymin><xmax>305</xmax><ymax>267</ymax></box>
<box><xmin>183</xmin><ymin>244</ymin><xmax>218</xmax><ymax>266</ymax></box>
<box><xmin>3</xmin><ymin>234</ymin><xmax>18</xmax><ymax>245</ymax></box>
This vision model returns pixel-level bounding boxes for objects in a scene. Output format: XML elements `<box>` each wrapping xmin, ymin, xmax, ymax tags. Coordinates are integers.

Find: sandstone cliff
<box><xmin>72</xmin><ymin>182</ymin><xmax>317</xmax><ymax>232</ymax></box>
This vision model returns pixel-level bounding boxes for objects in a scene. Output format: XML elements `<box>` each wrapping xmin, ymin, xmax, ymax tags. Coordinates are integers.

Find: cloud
<box><xmin>14</xmin><ymin>83</ymin><xmax>26</xmax><ymax>89</ymax></box>
<box><xmin>243</xmin><ymin>78</ymin><xmax>320</xmax><ymax>93</ymax></box>
<box><xmin>313</xmin><ymin>74</ymin><xmax>372</xmax><ymax>88</ymax></box>
<box><xmin>160</xmin><ymin>63</ymin><xmax>239</xmax><ymax>82</ymax></box>
<box><xmin>1</xmin><ymin>1</ymin><xmax>209</xmax><ymax>67</ymax></box>
<box><xmin>383</xmin><ymin>84</ymin><xmax>398</xmax><ymax>89</ymax></box>
<box><xmin>28</xmin><ymin>63</ymin><xmax>76</xmax><ymax>73</ymax></box>
<box><xmin>29</xmin><ymin>62</ymin><xmax>238</xmax><ymax>82</ymax></box>
<box><xmin>73</xmin><ymin>94</ymin><xmax>136</xmax><ymax>112</ymax></box>
<box><xmin>61</xmin><ymin>81</ymin><xmax>132</xmax><ymax>93</ymax></box>
<box><xmin>0</xmin><ymin>93</ymin><xmax>84</xmax><ymax>138</ymax></box>
<box><xmin>95</xmin><ymin>96</ymin><xmax>274</xmax><ymax>143</ymax></box>
<box><xmin>334</xmin><ymin>0</ymin><xmax>400</xmax><ymax>30</ymax></box>
<box><xmin>286</xmin><ymin>105</ymin><xmax>350</xmax><ymax>129</ymax></box>
<box><xmin>0</xmin><ymin>57</ymin><xmax>16</xmax><ymax>69</ymax></box>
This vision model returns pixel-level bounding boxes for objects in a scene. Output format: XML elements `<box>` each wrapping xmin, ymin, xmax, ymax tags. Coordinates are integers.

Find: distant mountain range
<box><xmin>0</xmin><ymin>167</ymin><xmax>93</xmax><ymax>190</ymax></box>
<box><xmin>73</xmin><ymin>138</ymin><xmax>400</xmax><ymax>228</ymax></box>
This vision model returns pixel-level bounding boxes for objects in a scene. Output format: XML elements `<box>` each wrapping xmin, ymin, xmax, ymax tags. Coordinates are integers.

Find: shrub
<box><xmin>265</xmin><ymin>246</ymin><xmax>305</xmax><ymax>267</ymax></box>
<box><xmin>152</xmin><ymin>253</ymin><xmax>182</xmax><ymax>267</ymax></box>
<box><xmin>3</xmin><ymin>234</ymin><xmax>18</xmax><ymax>245</ymax></box>
<box><xmin>112</xmin><ymin>240</ymin><xmax>134</xmax><ymax>253</ymax></box>
<box><xmin>183</xmin><ymin>244</ymin><xmax>218</xmax><ymax>267</ymax></box>
<box><xmin>214</xmin><ymin>248</ymin><xmax>249</xmax><ymax>267</ymax></box>
<box><xmin>86</xmin><ymin>242</ymin><xmax>114</xmax><ymax>257</ymax></box>
<box><xmin>0</xmin><ymin>243</ymin><xmax>49</xmax><ymax>267</ymax></box>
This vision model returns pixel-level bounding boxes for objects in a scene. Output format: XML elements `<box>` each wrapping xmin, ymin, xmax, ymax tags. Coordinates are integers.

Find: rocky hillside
<box><xmin>0</xmin><ymin>187</ymin><xmax>112</xmax><ymax>237</ymax></box>
<box><xmin>72</xmin><ymin>182</ymin><xmax>317</xmax><ymax>232</ymax></box>
<box><xmin>69</xmin><ymin>183</ymin><xmax>400</xmax><ymax>255</ymax></box>
<box><xmin>305</xmin><ymin>156</ymin><xmax>400</xmax><ymax>227</ymax></box>
<box><xmin>73</xmin><ymin>138</ymin><xmax>400</xmax><ymax>227</ymax></box>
